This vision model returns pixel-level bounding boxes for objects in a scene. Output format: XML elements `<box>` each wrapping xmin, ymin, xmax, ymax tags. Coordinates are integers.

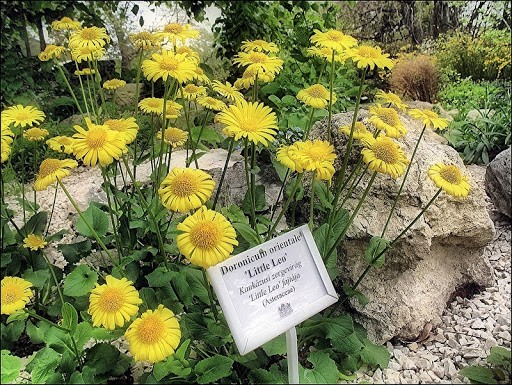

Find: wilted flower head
<box><xmin>38</xmin><ymin>45</ymin><xmax>66</xmax><ymax>61</ymax></box>
<box><xmin>103</xmin><ymin>79</ymin><xmax>126</xmax><ymax>90</ymax></box>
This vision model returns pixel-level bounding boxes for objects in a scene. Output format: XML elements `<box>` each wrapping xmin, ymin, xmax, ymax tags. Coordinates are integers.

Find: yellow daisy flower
<box><xmin>72</xmin><ymin>118</ymin><xmax>127</xmax><ymax>167</ymax></box>
<box><xmin>156</xmin><ymin>127</ymin><xmax>188</xmax><ymax>147</ymax></box>
<box><xmin>234</xmin><ymin>66</ymin><xmax>275</xmax><ymax>90</ymax></box>
<box><xmin>176</xmin><ymin>46</ymin><xmax>201</xmax><ymax>64</ymax></box>
<box><xmin>340</xmin><ymin>121</ymin><xmax>374</xmax><ymax>140</ymax></box>
<box><xmin>34</xmin><ymin>158</ymin><xmax>78</xmax><ymax>191</ymax></box>
<box><xmin>368</xmin><ymin>104</ymin><xmax>407</xmax><ymax>138</ymax></box>
<box><xmin>104</xmin><ymin>118</ymin><xmax>139</xmax><ymax>144</ymax></box>
<box><xmin>192</xmin><ymin>67</ymin><xmax>211</xmax><ymax>84</ymax></box>
<box><xmin>347</xmin><ymin>45</ymin><xmax>394</xmax><ymax>70</ymax></box>
<box><xmin>216</xmin><ymin>100</ymin><xmax>277</xmax><ymax>146</ymax></box>
<box><xmin>361</xmin><ymin>136</ymin><xmax>410</xmax><ymax>179</ymax></box>
<box><xmin>375</xmin><ymin>90</ymin><xmax>407</xmax><ymax>111</ymax></box>
<box><xmin>176</xmin><ymin>206</ymin><xmax>238</xmax><ymax>268</ymax></box>
<box><xmin>1</xmin><ymin>145</ymin><xmax>11</xmax><ymax>164</ymax></box>
<box><xmin>159</xmin><ymin>168</ymin><xmax>215</xmax><ymax>213</ymax></box>
<box><xmin>1</xmin><ymin>277</ymin><xmax>33</xmax><ymax>315</ymax></box>
<box><xmin>23</xmin><ymin>234</ymin><xmax>47</xmax><ymax>251</ymax></box>
<box><xmin>277</xmin><ymin>145</ymin><xmax>303</xmax><ymax>173</ymax></box>
<box><xmin>142</xmin><ymin>50</ymin><xmax>197</xmax><ymax>83</ymax></box>
<box><xmin>46</xmin><ymin>136</ymin><xmax>76</xmax><ymax>154</ymax></box>
<box><xmin>69</xmin><ymin>26</ymin><xmax>110</xmax><ymax>49</ymax></box>
<box><xmin>71</xmin><ymin>46</ymin><xmax>106</xmax><ymax>63</ymax></box>
<box><xmin>162</xmin><ymin>105</ymin><xmax>183</xmax><ymax>120</ymax></box>
<box><xmin>23</xmin><ymin>127</ymin><xmax>49</xmax><ymax>142</ymax></box>
<box><xmin>197</xmin><ymin>96</ymin><xmax>227</xmax><ymax>112</ymax></box>
<box><xmin>241</xmin><ymin>39</ymin><xmax>279</xmax><ymax>53</ymax></box>
<box><xmin>130</xmin><ymin>31</ymin><xmax>161</xmax><ymax>50</ymax></box>
<box><xmin>2</xmin><ymin>105</ymin><xmax>45</xmax><ymax>128</ymax></box>
<box><xmin>180</xmin><ymin>84</ymin><xmax>207</xmax><ymax>100</ymax></box>
<box><xmin>297</xmin><ymin>84</ymin><xmax>336</xmax><ymax>109</ymax></box>
<box><xmin>1</xmin><ymin>123</ymin><xmax>14</xmax><ymax>148</ymax></box>
<box><xmin>306</xmin><ymin>46</ymin><xmax>346</xmax><ymax>63</ymax></box>
<box><xmin>74</xmin><ymin>68</ymin><xmax>96</xmax><ymax>76</ymax></box>
<box><xmin>233</xmin><ymin>51</ymin><xmax>284</xmax><ymax>77</ymax></box>
<box><xmin>292</xmin><ymin>140</ymin><xmax>337</xmax><ymax>181</ymax></box>
<box><xmin>138</xmin><ymin>97</ymin><xmax>164</xmax><ymax>114</ymax></box>
<box><xmin>155</xmin><ymin>23</ymin><xmax>200</xmax><ymax>45</ymax></box>
<box><xmin>125</xmin><ymin>304</ymin><xmax>181</xmax><ymax>363</ymax></box>
<box><xmin>51</xmin><ymin>16</ymin><xmax>81</xmax><ymax>31</ymax></box>
<box><xmin>310</xmin><ymin>29</ymin><xmax>357</xmax><ymax>52</ymax></box>
<box><xmin>408</xmin><ymin>109</ymin><xmax>449</xmax><ymax>131</ymax></box>
<box><xmin>38</xmin><ymin>45</ymin><xmax>66</xmax><ymax>61</ymax></box>
<box><xmin>428</xmin><ymin>164</ymin><xmax>470</xmax><ymax>197</ymax></box>
<box><xmin>211</xmin><ymin>80</ymin><xmax>244</xmax><ymax>103</ymax></box>
<box><xmin>88</xmin><ymin>275</ymin><xmax>142</xmax><ymax>331</ymax></box>
<box><xmin>103</xmin><ymin>79</ymin><xmax>126</xmax><ymax>90</ymax></box>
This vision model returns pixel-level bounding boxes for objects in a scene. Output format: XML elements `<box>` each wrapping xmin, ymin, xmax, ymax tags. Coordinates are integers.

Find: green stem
<box><xmin>85</xmin><ymin>71</ymin><xmax>97</xmax><ymax>120</ymax></box>
<box><xmin>24</xmin><ymin>309</ymin><xmax>70</xmax><ymax>332</ymax></box>
<box><xmin>202</xmin><ymin>268</ymin><xmax>219</xmax><ymax>321</ymax></box>
<box><xmin>21</xmin><ymin>150</ymin><xmax>26</xmax><ymax>223</ymax></box>
<box><xmin>42</xmin><ymin>252</ymin><xmax>64</xmax><ymax>306</ymax></box>
<box><xmin>339</xmin><ymin>163</ymin><xmax>369</xmax><ymax>208</ymax></box>
<box><xmin>325</xmin><ymin>171</ymin><xmax>377</xmax><ymax>260</ymax></box>
<box><xmin>381</xmin><ymin>124</ymin><xmax>427</xmax><ymax>238</ymax></box>
<box><xmin>45</xmin><ymin>186</ymin><xmax>59</xmax><ymax>237</ymax></box>
<box><xmin>33</xmin><ymin>141</ymin><xmax>37</xmax><ymax>208</ymax></box>
<box><xmin>326</xmin><ymin>50</ymin><xmax>336</xmax><ymax>142</ymax></box>
<box><xmin>309</xmin><ymin>179</ymin><xmax>315</xmax><ymax>229</ymax></box>
<box><xmin>100</xmin><ymin>168</ymin><xmax>124</xmax><ymax>261</ymax></box>
<box><xmin>249</xmin><ymin>142</ymin><xmax>262</xmax><ymax>242</ymax></box>
<box><xmin>188</xmin><ymin>110</ymin><xmax>210</xmax><ymax>168</ymax></box>
<box><xmin>155</xmin><ymin>78</ymin><xmax>173</xmax><ymax>197</ymax></box>
<box><xmin>91</xmin><ymin>59</ymin><xmax>108</xmax><ymax>117</ymax></box>
<box><xmin>55</xmin><ymin>61</ymin><xmax>84</xmax><ymax>116</ymax></box>
<box><xmin>268</xmin><ymin>169</ymin><xmax>290</xmax><ymax>226</ymax></box>
<box><xmin>74</xmin><ymin>61</ymin><xmax>90</xmax><ymax>116</ymax></box>
<box><xmin>303</xmin><ymin>108</ymin><xmax>316</xmax><ymax>140</ymax></box>
<box><xmin>212</xmin><ymin>138</ymin><xmax>235</xmax><ymax>210</ymax></box>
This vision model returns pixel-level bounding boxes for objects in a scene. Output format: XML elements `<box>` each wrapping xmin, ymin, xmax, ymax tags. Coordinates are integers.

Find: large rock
<box><xmin>310</xmin><ymin>108</ymin><xmax>495</xmax><ymax>343</ymax></box>
<box><xmin>485</xmin><ymin>147</ymin><xmax>511</xmax><ymax>218</ymax></box>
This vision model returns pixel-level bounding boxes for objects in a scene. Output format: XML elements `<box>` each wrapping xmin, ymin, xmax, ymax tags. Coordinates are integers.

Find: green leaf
<box><xmin>242</xmin><ymin>185</ymin><xmax>266</xmax><ymax>213</ymax></box>
<box><xmin>359</xmin><ymin>339</ymin><xmax>390</xmax><ymax>369</ymax></box>
<box><xmin>281</xmin><ymin>95</ymin><xmax>296</xmax><ymax>106</ymax></box>
<box><xmin>26</xmin><ymin>320</ymin><xmax>51</xmax><ymax>344</ymax></box>
<box><xmin>6</xmin><ymin>310</ymin><xmax>29</xmax><ymax>324</ymax></box>
<box><xmin>191</xmin><ymin>126</ymin><xmax>223</xmax><ymax>145</ymax></box>
<box><xmin>267</xmin><ymin>95</ymin><xmax>281</xmax><ymax>107</ymax></box>
<box><xmin>183</xmin><ymin>267</ymin><xmax>210</xmax><ymax>305</ymax></box>
<box><xmin>63</xmin><ymin>265</ymin><xmax>98</xmax><ymax>297</ymax></box>
<box><xmin>312</xmin><ymin>180</ymin><xmax>333</xmax><ymax>210</ymax></box>
<box><xmin>1</xmin><ymin>351</ymin><xmax>22</xmax><ymax>384</ymax></box>
<box><xmin>85</xmin><ymin>343</ymin><xmax>120</xmax><ymax>374</ymax></box>
<box><xmin>139</xmin><ymin>287</ymin><xmax>159</xmax><ymax>312</ymax></box>
<box><xmin>58</xmin><ymin>240</ymin><xmax>92</xmax><ymax>265</ymax></box>
<box><xmin>262</xmin><ymin>334</ymin><xmax>287</xmax><ymax>356</ymax></box>
<box><xmin>69</xmin><ymin>366</ymin><xmax>95</xmax><ymax>384</ymax></box>
<box><xmin>75</xmin><ymin>205</ymin><xmax>109</xmax><ymax>238</ymax></box>
<box><xmin>232</xmin><ymin>222</ymin><xmax>261</xmax><ymax>248</ymax></box>
<box><xmin>153</xmin><ymin>355</ymin><xmax>192</xmax><ymax>380</ymax></box>
<box><xmin>249</xmin><ymin>364</ymin><xmax>287</xmax><ymax>384</ymax></box>
<box><xmin>459</xmin><ymin>365</ymin><xmax>497</xmax><ymax>384</ymax></box>
<box><xmin>271</xmin><ymin>155</ymin><xmax>289</xmax><ymax>182</ymax></box>
<box><xmin>299</xmin><ymin>351</ymin><xmax>339</xmax><ymax>384</ymax></box>
<box><xmin>61</xmin><ymin>302</ymin><xmax>78</xmax><ymax>333</ymax></box>
<box><xmin>364</xmin><ymin>236</ymin><xmax>388</xmax><ymax>268</ymax></box>
<box><xmin>30</xmin><ymin>347</ymin><xmax>61</xmax><ymax>384</ymax></box>
<box><xmin>18</xmin><ymin>211</ymin><xmax>47</xmax><ymax>238</ymax></box>
<box><xmin>343</xmin><ymin>284</ymin><xmax>369</xmax><ymax>306</ymax></box>
<box><xmin>487</xmin><ymin>347</ymin><xmax>511</xmax><ymax>368</ymax></box>
<box><xmin>195</xmin><ymin>355</ymin><xmax>234</xmax><ymax>384</ymax></box>
<box><xmin>22</xmin><ymin>268</ymin><xmax>50</xmax><ymax>288</ymax></box>
<box><xmin>146</xmin><ymin>267</ymin><xmax>178</xmax><ymax>287</ymax></box>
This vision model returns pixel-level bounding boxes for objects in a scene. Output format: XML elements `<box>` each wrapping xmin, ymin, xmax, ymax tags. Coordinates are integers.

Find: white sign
<box><xmin>207</xmin><ymin>224</ymin><xmax>338</xmax><ymax>355</ymax></box>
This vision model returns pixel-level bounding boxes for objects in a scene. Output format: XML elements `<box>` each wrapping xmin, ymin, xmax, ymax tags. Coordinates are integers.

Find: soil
<box><xmin>10</xmin><ymin>332</ymin><xmax>45</xmax><ymax>358</ymax></box>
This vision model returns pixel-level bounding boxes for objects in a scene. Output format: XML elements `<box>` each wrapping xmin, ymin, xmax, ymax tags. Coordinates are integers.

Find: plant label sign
<box><xmin>207</xmin><ymin>224</ymin><xmax>338</xmax><ymax>355</ymax></box>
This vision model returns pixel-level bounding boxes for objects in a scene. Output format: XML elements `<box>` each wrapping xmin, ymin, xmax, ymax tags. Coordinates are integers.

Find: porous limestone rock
<box><xmin>485</xmin><ymin>147</ymin><xmax>511</xmax><ymax>218</ymax></box>
<box><xmin>309</xmin><ymin>105</ymin><xmax>495</xmax><ymax>343</ymax></box>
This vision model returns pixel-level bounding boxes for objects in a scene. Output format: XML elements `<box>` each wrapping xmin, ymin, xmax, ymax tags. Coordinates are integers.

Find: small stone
<box><xmin>373</xmin><ymin>368</ymin><xmax>383</xmax><ymax>382</ymax></box>
<box><xmin>444</xmin><ymin>360</ymin><xmax>458</xmax><ymax>377</ymax></box>
<box><xmin>419</xmin><ymin>371</ymin><xmax>432</xmax><ymax>382</ymax></box>
<box><xmin>434</xmin><ymin>333</ymin><xmax>446</xmax><ymax>343</ymax></box>
<box><xmin>428</xmin><ymin>370</ymin><xmax>442</xmax><ymax>383</ymax></box>
<box><xmin>393</xmin><ymin>349</ymin><xmax>403</xmax><ymax>360</ymax></box>
<box><xmin>498</xmin><ymin>331</ymin><xmax>511</xmax><ymax>341</ymax></box>
<box><xmin>471</xmin><ymin>319</ymin><xmax>486</xmax><ymax>329</ymax></box>
<box><xmin>447</xmin><ymin>339</ymin><xmax>461</xmax><ymax>349</ymax></box>
<box><xmin>389</xmin><ymin>361</ymin><xmax>402</xmax><ymax>371</ymax></box>
<box><xmin>401</xmin><ymin>358</ymin><xmax>416</xmax><ymax>370</ymax></box>
<box><xmin>408</xmin><ymin>342</ymin><xmax>419</xmax><ymax>351</ymax></box>
<box><xmin>415</xmin><ymin>357</ymin><xmax>431</xmax><ymax>370</ymax></box>
<box><xmin>432</xmin><ymin>363</ymin><xmax>445</xmax><ymax>378</ymax></box>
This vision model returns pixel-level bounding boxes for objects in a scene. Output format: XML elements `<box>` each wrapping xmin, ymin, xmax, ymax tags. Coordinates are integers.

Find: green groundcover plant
<box><xmin>1</xmin><ymin>17</ymin><xmax>474</xmax><ymax>384</ymax></box>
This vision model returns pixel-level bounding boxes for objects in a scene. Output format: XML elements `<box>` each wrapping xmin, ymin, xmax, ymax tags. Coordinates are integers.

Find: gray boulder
<box><xmin>485</xmin><ymin>147</ymin><xmax>511</xmax><ymax>218</ymax></box>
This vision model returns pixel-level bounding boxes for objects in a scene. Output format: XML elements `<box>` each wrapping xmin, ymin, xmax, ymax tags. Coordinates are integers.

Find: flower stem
<box><xmin>100</xmin><ymin>167</ymin><xmax>124</xmax><ymax>261</ymax></box>
<box><xmin>42</xmin><ymin>252</ymin><xmax>64</xmax><ymax>306</ymax></box>
<box><xmin>309</xmin><ymin>179</ymin><xmax>316</xmax><ymax>229</ymax></box>
<box><xmin>326</xmin><ymin>50</ymin><xmax>336</xmax><ymax>142</ymax></box>
<box><xmin>202</xmin><ymin>268</ymin><xmax>219</xmax><ymax>322</ymax></box>
<box><xmin>250</xmin><ymin>142</ymin><xmax>262</xmax><ymax>242</ymax></box>
<box><xmin>303</xmin><ymin>108</ymin><xmax>316</xmax><ymax>140</ymax></box>
<box><xmin>212</xmin><ymin>138</ymin><xmax>235</xmax><ymax>210</ymax></box>
<box><xmin>55</xmin><ymin>61</ymin><xmax>84</xmax><ymax>117</ymax></box>
<box><xmin>33</xmin><ymin>141</ymin><xmax>37</xmax><ymax>208</ymax></box>
<box><xmin>74</xmin><ymin>61</ymin><xmax>90</xmax><ymax>116</ymax></box>
<box><xmin>45</xmin><ymin>186</ymin><xmax>59</xmax><ymax>237</ymax></box>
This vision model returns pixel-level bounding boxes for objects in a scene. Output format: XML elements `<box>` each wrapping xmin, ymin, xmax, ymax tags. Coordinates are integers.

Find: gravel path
<box><xmin>353</xmin><ymin>165</ymin><xmax>511</xmax><ymax>384</ymax></box>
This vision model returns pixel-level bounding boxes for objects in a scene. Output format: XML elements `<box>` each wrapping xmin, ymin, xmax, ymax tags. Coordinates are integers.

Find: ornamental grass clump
<box><xmin>1</xmin><ymin>15</ymin><xmax>465</xmax><ymax>384</ymax></box>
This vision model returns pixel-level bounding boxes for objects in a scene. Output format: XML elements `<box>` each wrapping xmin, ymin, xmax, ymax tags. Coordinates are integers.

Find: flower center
<box><xmin>1</xmin><ymin>285</ymin><xmax>21</xmax><ymax>304</ymax></box>
<box><xmin>358</xmin><ymin>46</ymin><xmax>379</xmax><ymax>58</ymax></box>
<box><xmin>160</xmin><ymin>58</ymin><xmax>179</xmax><ymax>71</ymax></box>
<box><xmin>15</xmin><ymin>112</ymin><xmax>29</xmax><ymax>121</ymax></box>
<box><xmin>164</xmin><ymin>23</ymin><xmax>184</xmax><ymax>34</ymax></box>
<box><xmin>377</xmin><ymin>108</ymin><xmax>399</xmax><ymax>126</ymax></box>
<box><xmin>248</xmin><ymin>52</ymin><xmax>269</xmax><ymax>63</ymax></box>
<box><xmin>307</xmin><ymin>85</ymin><xmax>328</xmax><ymax>99</ymax></box>
<box><xmin>240</xmin><ymin>119</ymin><xmax>259</xmax><ymax>132</ymax></box>
<box><xmin>423</xmin><ymin>110</ymin><xmax>438</xmax><ymax>119</ymax></box>
<box><xmin>184</xmin><ymin>84</ymin><xmax>199</xmax><ymax>93</ymax></box>
<box><xmin>147</xmin><ymin>99</ymin><xmax>161</xmax><ymax>108</ymax></box>
<box><xmin>326</xmin><ymin>30</ymin><xmax>344</xmax><ymax>42</ymax></box>
<box><xmin>372</xmin><ymin>139</ymin><xmax>399</xmax><ymax>164</ymax></box>
<box><xmin>81</xmin><ymin>28</ymin><xmax>98</xmax><ymax>40</ymax></box>
<box><xmin>105</xmin><ymin>120</ymin><xmax>123</xmax><ymax>131</ymax></box>
<box><xmin>61</xmin><ymin>17</ymin><xmax>72</xmax><ymax>23</ymax></box>
<box><xmin>164</xmin><ymin>128</ymin><xmax>185</xmax><ymax>144</ymax></box>
<box><xmin>440</xmin><ymin>165</ymin><xmax>462</xmax><ymax>184</ymax></box>
<box><xmin>305</xmin><ymin>146</ymin><xmax>329</xmax><ymax>161</ymax></box>
<box><xmin>190</xmin><ymin>220</ymin><xmax>221</xmax><ymax>249</ymax></box>
<box><xmin>136</xmin><ymin>31</ymin><xmax>152</xmax><ymax>41</ymax></box>
<box><xmin>39</xmin><ymin>159</ymin><xmax>63</xmax><ymax>177</ymax></box>
<box><xmin>169</xmin><ymin>173</ymin><xmax>199</xmax><ymax>196</ymax></box>
<box><xmin>98</xmin><ymin>287</ymin><xmax>124</xmax><ymax>313</ymax></box>
<box><xmin>85</xmin><ymin>128</ymin><xmax>108</xmax><ymax>149</ymax></box>
<box><xmin>137</xmin><ymin>315</ymin><xmax>165</xmax><ymax>344</ymax></box>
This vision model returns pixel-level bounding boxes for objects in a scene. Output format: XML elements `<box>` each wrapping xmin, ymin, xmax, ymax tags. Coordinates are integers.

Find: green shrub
<box><xmin>459</xmin><ymin>346</ymin><xmax>511</xmax><ymax>384</ymax></box>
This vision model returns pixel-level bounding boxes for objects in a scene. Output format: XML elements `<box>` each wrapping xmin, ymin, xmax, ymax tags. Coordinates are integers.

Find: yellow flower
<box><xmin>176</xmin><ymin>46</ymin><xmax>200</xmax><ymax>64</ymax></box>
<box><xmin>51</xmin><ymin>16</ymin><xmax>81</xmax><ymax>31</ymax></box>
<box><xmin>368</xmin><ymin>104</ymin><xmax>407</xmax><ymax>138</ymax></box>
<box><xmin>1</xmin><ymin>277</ymin><xmax>33</xmax><ymax>315</ymax></box>
<box><xmin>88</xmin><ymin>275</ymin><xmax>142</xmax><ymax>330</ymax></box>
<box><xmin>306</xmin><ymin>46</ymin><xmax>346</xmax><ymax>63</ymax></box>
<box><xmin>346</xmin><ymin>45</ymin><xmax>394</xmax><ymax>70</ymax></box>
<box><xmin>361</xmin><ymin>136</ymin><xmax>410</xmax><ymax>178</ymax></box>
<box><xmin>176</xmin><ymin>206</ymin><xmax>238</xmax><ymax>268</ymax></box>
<box><xmin>142</xmin><ymin>50</ymin><xmax>197</xmax><ymax>83</ymax></box>
<box><xmin>211</xmin><ymin>80</ymin><xmax>244</xmax><ymax>103</ymax></box>
<box><xmin>1</xmin><ymin>145</ymin><xmax>11</xmax><ymax>164</ymax></box>
<box><xmin>277</xmin><ymin>144</ymin><xmax>303</xmax><ymax>173</ymax></box>
<box><xmin>340</xmin><ymin>121</ymin><xmax>374</xmax><ymax>140</ymax></box>
<box><xmin>23</xmin><ymin>127</ymin><xmax>49</xmax><ymax>142</ymax></box>
<box><xmin>46</xmin><ymin>136</ymin><xmax>76</xmax><ymax>154</ymax></box>
<box><xmin>71</xmin><ymin>46</ymin><xmax>106</xmax><ymax>63</ymax></box>
<box><xmin>375</xmin><ymin>90</ymin><xmax>407</xmax><ymax>111</ymax></box>
<box><xmin>38</xmin><ymin>45</ymin><xmax>66</xmax><ymax>61</ymax></box>
<box><xmin>34</xmin><ymin>158</ymin><xmax>78</xmax><ymax>191</ymax></box>
<box><xmin>292</xmin><ymin>140</ymin><xmax>337</xmax><ymax>180</ymax></box>
<box><xmin>241</xmin><ymin>39</ymin><xmax>279</xmax><ymax>53</ymax></box>
<box><xmin>138</xmin><ymin>97</ymin><xmax>164</xmax><ymax>114</ymax></box>
<box><xmin>408</xmin><ymin>109</ymin><xmax>449</xmax><ymax>131</ymax></box>
<box><xmin>197</xmin><ymin>96</ymin><xmax>227</xmax><ymax>112</ymax></box>
<box><xmin>104</xmin><ymin>118</ymin><xmax>139</xmax><ymax>144</ymax></box>
<box><xmin>310</xmin><ymin>29</ymin><xmax>357</xmax><ymax>52</ymax></box>
<box><xmin>297</xmin><ymin>84</ymin><xmax>336</xmax><ymax>109</ymax></box>
<box><xmin>69</xmin><ymin>26</ymin><xmax>110</xmax><ymax>49</ymax></box>
<box><xmin>72</xmin><ymin>118</ymin><xmax>127</xmax><ymax>167</ymax></box>
<box><xmin>428</xmin><ymin>164</ymin><xmax>470</xmax><ymax>197</ymax></box>
<box><xmin>180</xmin><ymin>84</ymin><xmax>207</xmax><ymax>100</ymax></box>
<box><xmin>155</xmin><ymin>23</ymin><xmax>200</xmax><ymax>45</ymax></box>
<box><xmin>192</xmin><ymin>67</ymin><xmax>211</xmax><ymax>84</ymax></box>
<box><xmin>23</xmin><ymin>234</ymin><xmax>47</xmax><ymax>250</ymax></box>
<box><xmin>233</xmin><ymin>51</ymin><xmax>284</xmax><ymax>77</ymax></box>
<box><xmin>216</xmin><ymin>100</ymin><xmax>277</xmax><ymax>146</ymax></box>
<box><xmin>1</xmin><ymin>123</ymin><xmax>13</xmax><ymax>163</ymax></box>
<box><xmin>159</xmin><ymin>168</ymin><xmax>215</xmax><ymax>213</ymax></box>
<box><xmin>130</xmin><ymin>31</ymin><xmax>161</xmax><ymax>50</ymax></box>
<box><xmin>103</xmin><ymin>79</ymin><xmax>126</xmax><ymax>90</ymax></box>
<box><xmin>2</xmin><ymin>105</ymin><xmax>45</xmax><ymax>128</ymax></box>
<box><xmin>125</xmin><ymin>304</ymin><xmax>181</xmax><ymax>363</ymax></box>
<box><xmin>162</xmin><ymin>105</ymin><xmax>182</xmax><ymax>120</ymax></box>
<box><xmin>234</xmin><ymin>66</ymin><xmax>275</xmax><ymax>90</ymax></box>
<box><xmin>74</xmin><ymin>68</ymin><xmax>96</xmax><ymax>76</ymax></box>
<box><xmin>156</xmin><ymin>127</ymin><xmax>188</xmax><ymax>147</ymax></box>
